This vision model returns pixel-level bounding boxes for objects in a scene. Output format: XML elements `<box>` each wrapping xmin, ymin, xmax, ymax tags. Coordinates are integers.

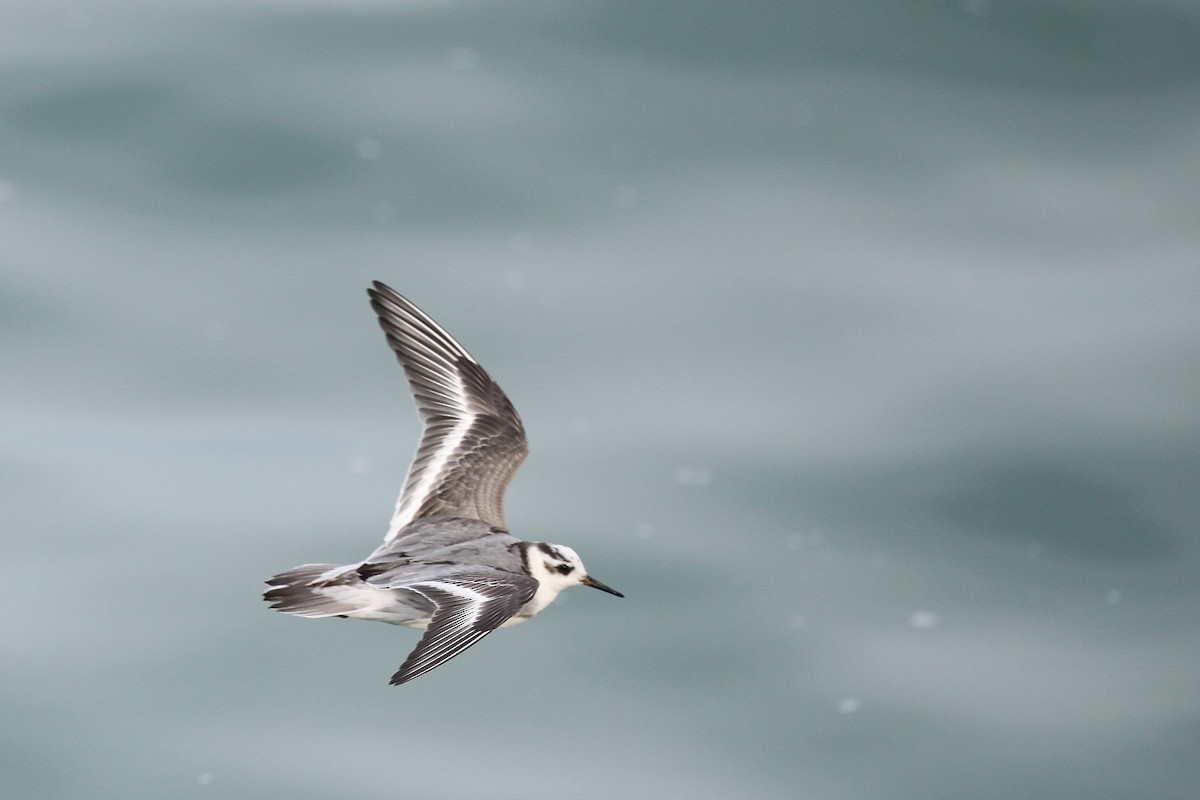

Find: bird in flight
<box><xmin>265</xmin><ymin>281</ymin><xmax>623</xmax><ymax>685</ymax></box>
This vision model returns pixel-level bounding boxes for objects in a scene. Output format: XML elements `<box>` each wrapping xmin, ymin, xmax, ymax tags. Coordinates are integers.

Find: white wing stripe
<box><xmin>368</xmin><ymin>282</ymin><xmax>528</xmax><ymax>538</ymax></box>
<box><xmin>385</xmin><ymin>411</ymin><xmax>477</xmax><ymax>541</ymax></box>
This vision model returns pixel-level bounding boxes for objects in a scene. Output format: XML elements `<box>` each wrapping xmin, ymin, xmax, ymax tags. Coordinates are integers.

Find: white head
<box><xmin>526</xmin><ymin>542</ymin><xmax>623</xmax><ymax>601</ymax></box>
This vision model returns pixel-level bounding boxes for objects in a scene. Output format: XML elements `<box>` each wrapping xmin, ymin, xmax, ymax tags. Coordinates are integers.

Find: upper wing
<box><xmin>368</xmin><ymin>282</ymin><xmax>528</xmax><ymax>541</ymax></box>
<box><xmin>387</xmin><ymin>570</ymin><xmax>538</xmax><ymax>685</ymax></box>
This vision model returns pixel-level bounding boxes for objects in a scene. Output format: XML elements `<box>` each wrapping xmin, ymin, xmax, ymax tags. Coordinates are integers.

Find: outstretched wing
<box><xmin>387</xmin><ymin>571</ymin><xmax>538</xmax><ymax>685</ymax></box>
<box><xmin>368</xmin><ymin>282</ymin><xmax>528</xmax><ymax>541</ymax></box>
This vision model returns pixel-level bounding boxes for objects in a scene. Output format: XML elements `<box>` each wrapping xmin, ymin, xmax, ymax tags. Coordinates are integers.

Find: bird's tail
<box><xmin>264</xmin><ymin>563</ymin><xmax>359</xmax><ymax>618</ymax></box>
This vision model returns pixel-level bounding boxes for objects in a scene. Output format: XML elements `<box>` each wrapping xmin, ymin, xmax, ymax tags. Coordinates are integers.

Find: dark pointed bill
<box><xmin>582</xmin><ymin>576</ymin><xmax>624</xmax><ymax>598</ymax></box>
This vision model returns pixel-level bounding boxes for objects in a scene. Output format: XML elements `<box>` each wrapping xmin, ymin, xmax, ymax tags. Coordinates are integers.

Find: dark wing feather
<box><xmin>368</xmin><ymin>282</ymin><xmax>528</xmax><ymax>541</ymax></box>
<box><xmin>389</xmin><ymin>571</ymin><xmax>538</xmax><ymax>685</ymax></box>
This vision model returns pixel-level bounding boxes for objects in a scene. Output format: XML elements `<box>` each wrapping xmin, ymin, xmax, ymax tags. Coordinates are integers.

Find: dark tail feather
<box><xmin>264</xmin><ymin>563</ymin><xmax>357</xmax><ymax>618</ymax></box>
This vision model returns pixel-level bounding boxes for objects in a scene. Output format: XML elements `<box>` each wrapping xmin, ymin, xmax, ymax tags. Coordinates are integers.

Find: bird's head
<box><xmin>528</xmin><ymin>542</ymin><xmax>623</xmax><ymax>597</ymax></box>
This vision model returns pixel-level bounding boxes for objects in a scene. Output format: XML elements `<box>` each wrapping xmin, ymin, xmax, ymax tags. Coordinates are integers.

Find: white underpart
<box><xmin>320</xmin><ymin>583</ymin><xmax>427</xmax><ymax>626</ymax></box>
<box><xmin>504</xmin><ymin>579</ymin><xmax>566</xmax><ymax>625</ymax></box>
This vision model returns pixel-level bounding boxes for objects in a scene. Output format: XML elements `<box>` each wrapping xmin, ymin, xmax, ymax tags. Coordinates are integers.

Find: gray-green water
<box><xmin>3</xmin><ymin>2</ymin><xmax>1199</xmax><ymax>798</ymax></box>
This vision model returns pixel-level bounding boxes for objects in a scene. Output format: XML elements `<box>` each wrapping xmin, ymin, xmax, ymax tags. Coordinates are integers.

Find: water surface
<box><xmin>2</xmin><ymin>2</ymin><xmax>1199</xmax><ymax>799</ymax></box>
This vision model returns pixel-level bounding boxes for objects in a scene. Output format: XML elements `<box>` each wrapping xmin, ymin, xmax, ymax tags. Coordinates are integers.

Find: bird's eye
<box><xmin>555</xmin><ymin>563</ymin><xmax>574</xmax><ymax>575</ymax></box>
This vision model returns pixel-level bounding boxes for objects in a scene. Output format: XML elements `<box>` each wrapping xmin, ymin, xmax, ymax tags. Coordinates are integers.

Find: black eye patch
<box><xmin>554</xmin><ymin>563</ymin><xmax>574</xmax><ymax>575</ymax></box>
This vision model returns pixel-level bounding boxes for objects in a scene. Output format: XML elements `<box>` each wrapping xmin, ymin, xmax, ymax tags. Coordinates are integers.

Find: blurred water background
<box><xmin>2</xmin><ymin>1</ymin><xmax>1199</xmax><ymax>798</ymax></box>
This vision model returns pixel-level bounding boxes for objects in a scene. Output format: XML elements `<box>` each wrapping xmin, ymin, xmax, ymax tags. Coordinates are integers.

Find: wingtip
<box><xmin>367</xmin><ymin>280</ymin><xmax>389</xmax><ymax>300</ymax></box>
<box><xmin>367</xmin><ymin>281</ymin><xmax>416</xmax><ymax>322</ymax></box>
<box><xmin>389</xmin><ymin>653</ymin><xmax>418</xmax><ymax>686</ymax></box>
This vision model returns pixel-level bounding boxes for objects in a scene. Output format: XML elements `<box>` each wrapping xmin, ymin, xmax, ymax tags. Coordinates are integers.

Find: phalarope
<box><xmin>265</xmin><ymin>282</ymin><xmax>622</xmax><ymax>685</ymax></box>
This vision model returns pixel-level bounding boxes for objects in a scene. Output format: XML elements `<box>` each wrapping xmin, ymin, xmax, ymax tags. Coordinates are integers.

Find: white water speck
<box><xmin>1105</xmin><ymin>589</ymin><xmax>1123</xmax><ymax>605</ymax></box>
<box><xmin>909</xmin><ymin>610</ymin><xmax>940</xmax><ymax>629</ymax></box>
<box><xmin>196</xmin><ymin>773</ymin><xmax>214</xmax><ymax>786</ymax></box>
<box><xmin>350</xmin><ymin>456</ymin><xmax>372</xmax><ymax>475</ymax></box>
<box><xmin>635</xmin><ymin>521</ymin><xmax>654</xmax><ymax>539</ymax></box>
<box><xmin>789</xmin><ymin>613</ymin><xmax>807</xmax><ymax>629</ymax></box>
<box><xmin>837</xmin><ymin>697</ymin><xmax>860</xmax><ymax>714</ymax></box>
<box><xmin>0</xmin><ymin>181</ymin><xmax>15</xmax><ymax>202</ymax></box>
